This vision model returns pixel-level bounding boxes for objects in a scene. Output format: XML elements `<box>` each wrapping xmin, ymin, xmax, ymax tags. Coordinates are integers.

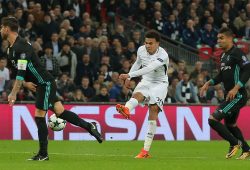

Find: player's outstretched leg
<box><xmin>28</xmin><ymin>116</ymin><xmax>49</xmax><ymax>161</ymax></box>
<box><xmin>58</xmin><ymin>110</ymin><xmax>103</xmax><ymax>143</ymax></box>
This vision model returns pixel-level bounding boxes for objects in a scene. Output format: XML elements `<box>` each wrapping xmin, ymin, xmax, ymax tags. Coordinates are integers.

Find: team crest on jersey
<box><xmin>20</xmin><ymin>53</ymin><xmax>26</xmax><ymax>59</ymax></box>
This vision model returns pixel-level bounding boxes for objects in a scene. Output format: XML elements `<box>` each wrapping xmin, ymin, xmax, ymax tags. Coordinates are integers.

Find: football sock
<box><xmin>208</xmin><ymin>119</ymin><xmax>238</xmax><ymax>146</ymax></box>
<box><xmin>227</xmin><ymin>126</ymin><xmax>250</xmax><ymax>151</ymax></box>
<box><xmin>125</xmin><ymin>98</ymin><xmax>138</xmax><ymax>112</ymax></box>
<box><xmin>59</xmin><ymin>110</ymin><xmax>91</xmax><ymax>131</ymax></box>
<box><xmin>35</xmin><ymin>117</ymin><xmax>48</xmax><ymax>156</ymax></box>
<box><xmin>143</xmin><ymin>120</ymin><xmax>157</xmax><ymax>152</ymax></box>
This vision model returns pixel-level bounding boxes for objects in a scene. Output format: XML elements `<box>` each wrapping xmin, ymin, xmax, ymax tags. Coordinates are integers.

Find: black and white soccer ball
<box><xmin>48</xmin><ymin>114</ymin><xmax>66</xmax><ymax>131</ymax></box>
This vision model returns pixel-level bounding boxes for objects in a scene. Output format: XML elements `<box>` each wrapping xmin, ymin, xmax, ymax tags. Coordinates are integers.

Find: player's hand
<box><xmin>8</xmin><ymin>93</ymin><xmax>16</xmax><ymax>106</ymax></box>
<box><xmin>124</xmin><ymin>79</ymin><xmax>131</xmax><ymax>89</ymax></box>
<box><xmin>226</xmin><ymin>88</ymin><xmax>238</xmax><ymax>101</ymax></box>
<box><xmin>119</xmin><ymin>74</ymin><xmax>129</xmax><ymax>80</ymax></box>
<box><xmin>199</xmin><ymin>82</ymin><xmax>210</xmax><ymax>97</ymax></box>
<box><xmin>24</xmin><ymin>82</ymin><xmax>37</xmax><ymax>92</ymax></box>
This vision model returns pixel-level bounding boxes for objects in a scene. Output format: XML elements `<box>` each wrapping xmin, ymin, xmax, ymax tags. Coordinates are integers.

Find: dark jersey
<box><xmin>211</xmin><ymin>46</ymin><xmax>250</xmax><ymax>93</ymax></box>
<box><xmin>7</xmin><ymin>36</ymin><xmax>54</xmax><ymax>84</ymax></box>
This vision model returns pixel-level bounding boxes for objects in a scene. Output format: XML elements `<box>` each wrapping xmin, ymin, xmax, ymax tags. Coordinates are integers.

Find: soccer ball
<box><xmin>48</xmin><ymin>114</ymin><xmax>66</xmax><ymax>131</ymax></box>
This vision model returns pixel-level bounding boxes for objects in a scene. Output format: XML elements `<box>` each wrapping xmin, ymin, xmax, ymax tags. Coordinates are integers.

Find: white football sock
<box><xmin>125</xmin><ymin>98</ymin><xmax>138</xmax><ymax>112</ymax></box>
<box><xmin>143</xmin><ymin>120</ymin><xmax>157</xmax><ymax>152</ymax></box>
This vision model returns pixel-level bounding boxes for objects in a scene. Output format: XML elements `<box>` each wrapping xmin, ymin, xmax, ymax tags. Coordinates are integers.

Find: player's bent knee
<box><xmin>53</xmin><ymin>101</ymin><xmax>65</xmax><ymax>116</ymax></box>
<box><xmin>208</xmin><ymin>118</ymin><xmax>217</xmax><ymax>127</ymax></box>
<box><xmin>209</xmin><ymin>115</ymin><xmax>216</xmax><ymax>120</ymax></box>
<box><xmin>132</xmin><ymin>92</ymin><xmax>145</xmax><ymax>102</ymax></box>
<box><xmin>208</xmin><ymin>114</ymin><xmax>220</xmax><ymax>127</ymax></box>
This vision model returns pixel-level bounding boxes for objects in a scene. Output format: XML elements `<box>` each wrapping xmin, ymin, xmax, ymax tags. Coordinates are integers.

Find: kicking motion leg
<box><xmin>54</xmin><ymin>101</ymin><xmax>103</xmax><ymax>143</ymax></box>
<box><xmin>116</xmin><ymin>92</ymin><xmax>144</xmax><ymax>119</ymax></box>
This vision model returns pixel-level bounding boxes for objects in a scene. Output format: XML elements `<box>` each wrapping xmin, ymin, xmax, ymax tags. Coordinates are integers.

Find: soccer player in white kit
<box><xmin>116</xmin><ymin>30</ymin><xmax>169</xmax><ymax>158</ymax></box>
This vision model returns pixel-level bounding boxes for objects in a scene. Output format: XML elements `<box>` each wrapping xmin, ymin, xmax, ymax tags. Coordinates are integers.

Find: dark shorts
<box><xmin>36</xmin><ymin>81</ymin><xmax>59</xmax><ymax>111</ymax></box>
<box><xmin>212</xmin><ymin>92</ymin><xmax>247</xmax><ymax>124</ymax></box>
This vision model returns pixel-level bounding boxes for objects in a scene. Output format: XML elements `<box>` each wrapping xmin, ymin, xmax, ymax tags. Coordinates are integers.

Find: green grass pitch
<box><xmin>0</xmin><ymin>140</ymin><xmax>249</xmax><ymax>170</ymax></box>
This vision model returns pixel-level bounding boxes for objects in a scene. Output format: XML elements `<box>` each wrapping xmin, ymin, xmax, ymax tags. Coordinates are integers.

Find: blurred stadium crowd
<box><xmin>0</xmin><ymin>0</ymin><xmax>250</xmax><ymax>105</ymax></box>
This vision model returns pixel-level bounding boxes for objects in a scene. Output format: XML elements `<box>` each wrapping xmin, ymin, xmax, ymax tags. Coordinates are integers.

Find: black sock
<box><xmin>59</xmin><ymin>110</ymin><xmax>91</xmax><ymax>131</ymax></box>
<box><xmin>227</xmin><ymin>126</ymin><xmax>250</xmax><ymax>151</ymax></box>
<box><xmin>35</xmin><ymin>117</ymin><xmax>48</xmax><ymax>156</ymax></box>
<box><xmin>208</xmin><ymin>119</ymin><xmax>238</xmax><ymax>146</ymax></box>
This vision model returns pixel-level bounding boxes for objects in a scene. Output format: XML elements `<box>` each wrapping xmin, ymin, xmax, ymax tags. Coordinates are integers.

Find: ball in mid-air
<box><xmin>48</xmin><ymin>114</ymin><xmax>66</xmax><ymax>131</ymax></box>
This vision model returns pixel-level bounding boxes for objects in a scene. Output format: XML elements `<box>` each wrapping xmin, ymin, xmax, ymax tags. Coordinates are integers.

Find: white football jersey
<box><xmin>128</xmin><ymin>45</ymin><xmax>169</xmax><ymax>83</ymax></box>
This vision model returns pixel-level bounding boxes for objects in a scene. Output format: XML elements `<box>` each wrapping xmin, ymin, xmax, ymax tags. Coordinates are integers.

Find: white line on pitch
<box><xmin>0</xmin><ymin>152</ymin><xmax>133</xmax><ymax>157</ymax></box>
<box><xmin>0</xmin><ymin>152</ymin><xmax>208</xmax><ymax>159</ymax></box>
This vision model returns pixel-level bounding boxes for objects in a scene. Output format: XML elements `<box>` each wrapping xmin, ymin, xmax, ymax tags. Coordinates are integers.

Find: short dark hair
<box><xmin>145</xmin><ymin>30</ymin><xmax>161</xmax><ymax>42</ymax></box>
<box><xmin>218</xmin><ymin>27</ymin><xmax>234</xmax><ymax>37</ymax></box>
<box><xmin>1</xmin><ymin>17</ymin><xmax>19</xmax><ymax>32</ymax></box>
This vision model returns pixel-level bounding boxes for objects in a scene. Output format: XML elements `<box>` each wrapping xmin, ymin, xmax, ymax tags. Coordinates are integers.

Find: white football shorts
<box><xmin>133</xmin><ymin>79</ymin><xmax>168</xmax><ymax>111</ymax></box>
